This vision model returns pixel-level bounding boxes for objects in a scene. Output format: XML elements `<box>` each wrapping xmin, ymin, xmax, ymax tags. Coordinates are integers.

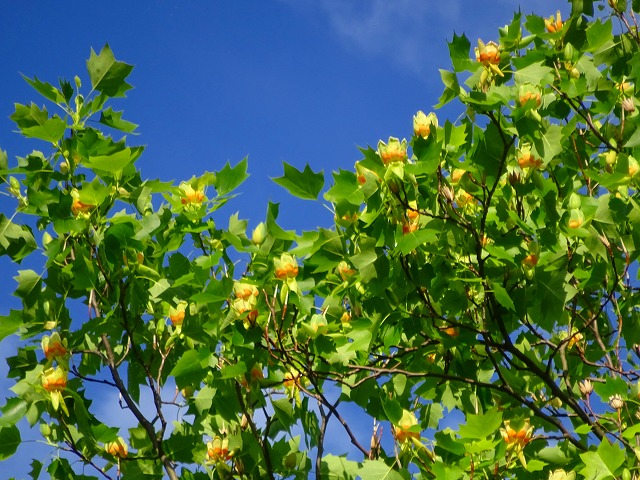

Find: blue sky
<box><xmin>0</xmin><ymin>0</ymin><xmax>561</xmax><ymax>477</ymax></box>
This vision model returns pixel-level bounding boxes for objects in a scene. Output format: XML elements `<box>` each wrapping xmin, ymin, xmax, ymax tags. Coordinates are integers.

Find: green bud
<box><xmin>568</xmin><ymin>193</ymin><xmax>581</xmax><ymax>210</ymax></box>
<box><xmin>252</xmin><ymin>222</ymin><xmax>267</xmax><ymax>245</ymax></box>
<box><xmin>59</xmin><ymin>161</ymin><xmax>69</xmax><ymax>174</ymax></box>
<box><xmin>42</xmin><ymin>232</ymin><xmax>54</xmax><ymax>248</ymax></box>
<box><xmin>563</xmin><ymin>43</ymin><xmax>576</xmax><ymax>63</ymax></box>
<box><xmin>74</xmin><ymin>76</ymin><xmax>82</xmax><ymax>89</ymax></box>
<box><xmin>9</xmin><ymin>176</ymin><xmax>20</xmax><ymax>195</ymax></box>
<box><xmin>605</xmin><ymin>150</ymin><xmax>617</xmax><ymax>165</ymax></box>
<box><xmin>40</xmin><ymin>423</ymin><xmax>52</xmax><ymax>437</ymax></box>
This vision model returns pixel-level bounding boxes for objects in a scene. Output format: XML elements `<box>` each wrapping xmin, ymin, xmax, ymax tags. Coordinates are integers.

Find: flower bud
<box><xmin>629</xmin><ymin>156</ymin><xmax>639</xmax><ymax>177</ymax></box>
<box><xmin>252</xmin><ymin>222</ymin><xmax>267</xmax><ymax>245</ymax></box>
<box><xmin>549</xmin><ymin>469</ymin><xmax>576</xmax><ymax>480</ymax></box>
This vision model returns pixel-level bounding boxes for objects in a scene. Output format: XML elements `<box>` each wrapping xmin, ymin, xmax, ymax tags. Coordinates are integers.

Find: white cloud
<box><xmin>313</xmin><ymin>0</ymin><xmax>462</xmax><ymax>75</ymax></box>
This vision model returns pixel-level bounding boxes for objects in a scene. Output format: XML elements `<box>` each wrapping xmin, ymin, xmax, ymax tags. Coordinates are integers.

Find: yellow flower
<box><xmin>274</xmin><ymin>253</ymin><xmax>299</xmax><ymax>280</ymax></box>
<box><xmin>41</xmin><ymin>367</ymin><xmax>67</xmax><ymax>393</ymax></box>
<box><xmin>105</xmin><ymin>437</ymin><xmax>128</xmax><ymax>459</ymax></box>
<box><xmin>393</xmin><ymin>409</ymin><xmax>420</xmax><ymax>443</ymax></box>
<box><xmin>337</xmin><ymin>261</ymin><xmax>356</xmax><ymax>281</ymax></box>
<box><xmin>544</xmin><ymin>11</ymin><xmax>563</xmax><ymax>33</ymax></box>
<box><xmin>207</xmin><ymin>436</ymin><xmax>232</xmax><ymax>462</ymax></box>
<box><xmin>42</xmin><ymin>333</ymin><xmax>68</xmax><ymax>361</ymax></box>
<box><xmin>234</xmin><ymin>281</ymin><xmax>259</xmax><ymax>301</ymax></box>
<box><xmin>168</xmin><ymin>301</ymin><xmax>187</xmax><ymax>326</ymax></box>
<box><xmin>179</xmin><ymin>182</ymin><xmax>205</xmax><ymax>205</ymax></box>
<box><xmin>413</xmin><ymin>111</ymin><xmax>438</xmax><ymax>138</ymax></box>
<box><xmin>500</xmin><ymin>419</ymin><xmax>534</xmax><ymax>450</ymax></box>
<box><xmin>377</xmin><ymin>137</ymin><xmax>407</xmax><ymax>165</ymax></box>
<box><xmin>475</xmin><ymin>40</ymin><xmax>501</xmax><ymax>66</ymax></box>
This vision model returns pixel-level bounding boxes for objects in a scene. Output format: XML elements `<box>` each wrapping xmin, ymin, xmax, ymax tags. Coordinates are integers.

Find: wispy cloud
<box><xmin>308</xmin><ymin>0</ymin><xmax>462</xmax><ymax>76</ymax></box>
<box><xmin>282</xmin><ymin>0</ymin><xmax>563</xmax><ymax>76</ymax></box>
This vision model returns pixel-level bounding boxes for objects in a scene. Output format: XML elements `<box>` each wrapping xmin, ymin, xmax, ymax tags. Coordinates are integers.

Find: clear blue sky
<box><xmin>0</xmin><ymin>1</ymin><xmax>560</xmax><ymax>477</ymax></box>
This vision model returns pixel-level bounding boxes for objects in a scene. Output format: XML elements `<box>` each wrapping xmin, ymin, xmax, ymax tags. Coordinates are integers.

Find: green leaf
<box><xmin>0</xmin><ymin>311</ymin><xmax>23</xmax><ymax>344</ymax></box>
<box><xmin>0</xmin><ymin>425</ymin><xmax>20</xmax><ymax>460</ymax></box>
<box><xmin>358</xmin><ymin>459</ymin><xmax>406</xmax><ymax>480</ymax></box>
<box><xmin>491</xmin><ymin>282</ymin><xmax>515</xmax><ymax>311</ymax></box>
<box><xmin>272</xmin><ymin>162</ymin><xmax>324</xmax><ymax>200</ymax></box>
<box><xmin>13</xmin><ymin>270</ymin><xmax>42</xmax><ymax>307</ymax></box>
<box><xmin>579</xmin><ymin>440</ymin><xmax>625</xmax><ymax>480</ymax></box>
<box><xmin>320</xmin><ymin>455</ymin><xmax>360</xmax><ymax>480</ymax></box>
<box><xmin>214</xmin><ymin>157</ymin><xmax>249</xmax><ymax>196</ymax></box>
<box><xmin>448</xmin><ymin>33</ymin><xmax>472</xmax><ymax>72</ymax></box>
<box><xmin>86</xmin><ymin>44</ymin><xmax>133</xmax><ymax>97</ymax></box>
<box><xmin>534</xmin><ymin>124</ymin><xmax>564</xmax><ymax>163</ymax></box>
<box><xmin>85</xmin><ymin>146</ymin><xmax>143</xmax><ymax>174</ymax></box>
<box><xmin>10</xmin><ymin>103</ymin><xmax>67</xmax><ymax>143</ymax></box>
<box><xmin>22</xmin><ymin>75</ymin><xmax>65</xmax><ymax>104</ymax></box>
<box><xmin>169</xmin><ymin>348</ymin><xmax>212</xmax><ymax>385</ymax></box>
<box><xmin>99</xmin><ymin>107</ymin><xmax>138</xmax><ymax>133</ymax></box>
<box><xmin>458</xmin><ymin>408</ymin><xmax>502</xmax><ymax>439</ymax></box>
<box><xmin>0</xmin><ymin>214</ymin><xmax>37</xmax><ymax>262</ymax></box>
<box><xmin>0</xmin><ymin>398</ymin><xmax>28</xmax><ymax>427</ymax></box>
<box><xmin>514</xmin><ymin>62</ymin><xmax>554</xmax><ymax>86</ymax></box>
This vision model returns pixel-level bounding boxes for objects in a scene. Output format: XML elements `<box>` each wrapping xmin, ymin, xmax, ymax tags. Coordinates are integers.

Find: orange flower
<box><xmin>544</xmin><ymin>11</ymin><xmax>563</xmax><ymax>33</ymax></box>
<box><xmin>179</xmin><ymin>182</ymin><xmax>205</xmax><ymax>206</ymax></box>
<box><xmin>413</xmin><ymin>111</ymin><xmax>438</xmax><ymax>138</ymax></box>
<box><xmin>168</xmin><ymin>302</ymin><xmax>187</xmax><ymax>326</ymax></box>
<box><xmin>377</xmin><ymin>137</ymin><xmax>407</xmax><ymax>165</ymax></box>
<box><xmin>500</xmin><ymin>419</ymin><xmax>534</xmax><ymax>450</ymax></box>
<box><xmin>42</xmin><ymin>333</ymin><xmax>67</xmax><ymax>361</ymax></box>
<box><xmin>522</xmin><ymin>254</ymin><xmax>538</xmax><ymax>268</ymax></box>
<box><xmin>393</xmin><ymin>410</ymin><xmax>420</xmax><ymax>444</ymax></box>
<box><xmin>207</xmin><ymin>436</ymin><xmax>232</xmax><ymax>462</ymax></box>
<box><xmin>475</xmin><ymin>40</ymin><xmax>501</xmax><ymax>66</ymax></box>
<box><xmin>518</xmin><ymin>151</ymin><xmax>542</xmax><ymax>169</ymax></box>
<box><xmin>337</xmin><ymin>261</ymin><xmax>356</xmax><ymax>281</ymax></box>
<box><xmin>519</xmin><ymin>91</ymin><xmax>541</xmax><ymax>108</ymax></box>
<box><xmin>274</xmin><ymin>253</ymin><xmax>299</xmax><ymax>280</ymax></box>
<box><xmin>234</xmin><ymin>282</ymin><xmax>259</xmax><ymax>300</ymax></box>
<box><xmin>42</xmin><ymin>367</ymin><xmax>67</xmax><ymax>392</ymax></box>
<box><xmin>105</xmin><ymin>437</ymin><xmax>128</xmax><ymax>459</ymax></box>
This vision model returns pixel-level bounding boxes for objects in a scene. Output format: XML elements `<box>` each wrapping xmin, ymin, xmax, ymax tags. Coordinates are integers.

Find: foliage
<box><xmin>3</xmin><ymin>1</ymin><xmax>640</xmax><ymax>478</ymax></box>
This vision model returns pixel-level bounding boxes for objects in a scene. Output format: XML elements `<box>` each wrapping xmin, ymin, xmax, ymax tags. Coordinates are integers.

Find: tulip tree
<box><xmin>4</xmin><ymin>0</ymin><xmax>640</xmax><ymax>478</ymax></box>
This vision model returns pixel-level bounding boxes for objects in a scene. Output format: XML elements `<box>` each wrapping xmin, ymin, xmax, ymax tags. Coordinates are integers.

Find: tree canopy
<box><xmin>3</xmin><ymin>0</ymin><xmax>640</xmax><ymax>479</ymax></box>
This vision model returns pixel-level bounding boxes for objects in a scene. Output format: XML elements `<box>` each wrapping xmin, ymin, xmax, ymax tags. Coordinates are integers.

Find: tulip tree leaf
<box><xmin>10</xmin><ymin>103</ymin><xmax>67</xmax><ymax>143</ymax></box>
<box><xmin>273</xmin><ymin>162</ymin><xmax>324</xmax><ymax>200</ymax></box>
<box><xmin>86</xmin><ymin>44</ymin><xmax>133</xmax><ymax>97</ymax></box>
<box><xmin>214</xmin><ymin>157</ymin><xmax>249</xmax><ymax>196</ymax></box>
<box><xmin>0</xmin><ymin>425</ymin><xmax>20</xmax><ymax>460</ymax></box>
<box><xmin>99</xmin><ymin>107</ymin><xmax>138</xmax><ymax>133</ymax></box>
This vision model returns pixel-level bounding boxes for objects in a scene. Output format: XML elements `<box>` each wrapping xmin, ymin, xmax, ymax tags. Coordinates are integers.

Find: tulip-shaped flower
<box><xmin>105</xmin><ymin>436</ymin><xmax>129</xmax><ymax>459</ymax></box>
<box><xmin>41</xmin><ymin>367</ymin><xmax>69</xmax><ymax>414</ymax></box>
<box><xmin>413</xmin><ymin>111</ymin><xmax>438</xmax><ymax>138</ymax></box>
<box><xmin>207</xmin><ymin>436</ymin><xmax>232</xmax><ymax>463</ymax></box>
<box><xmin>179</xmin><ymin>182</ymin><xmax>206</xmax><ymax>206</ymax></box>
<box><xmin>393</xmin><ymin>409</ymin><xmax>421</xmax><ymax>444</ymax></box>
<box><xmin>500</xmin><ymin>419</ymin><xmax>534</xmax><ymax>467</ymax></box>
<box><xmin>42</xmin><ymin>332</ymin><xmax>68</xmax><ymax>362</ymax></box>
<box><xmin>377</xmin><ymin>137</ymin><xmax>407</xmax><ymax>165</ymax></box>
<box><xmin>274</xmin><ymin>253</ymin><xmax>299</xmax><ymax>280</ymax></box>
<box><xmin>545</xmin><ymin>11</ymin><xmax>563</xmax><ymax>33</ymax></box>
